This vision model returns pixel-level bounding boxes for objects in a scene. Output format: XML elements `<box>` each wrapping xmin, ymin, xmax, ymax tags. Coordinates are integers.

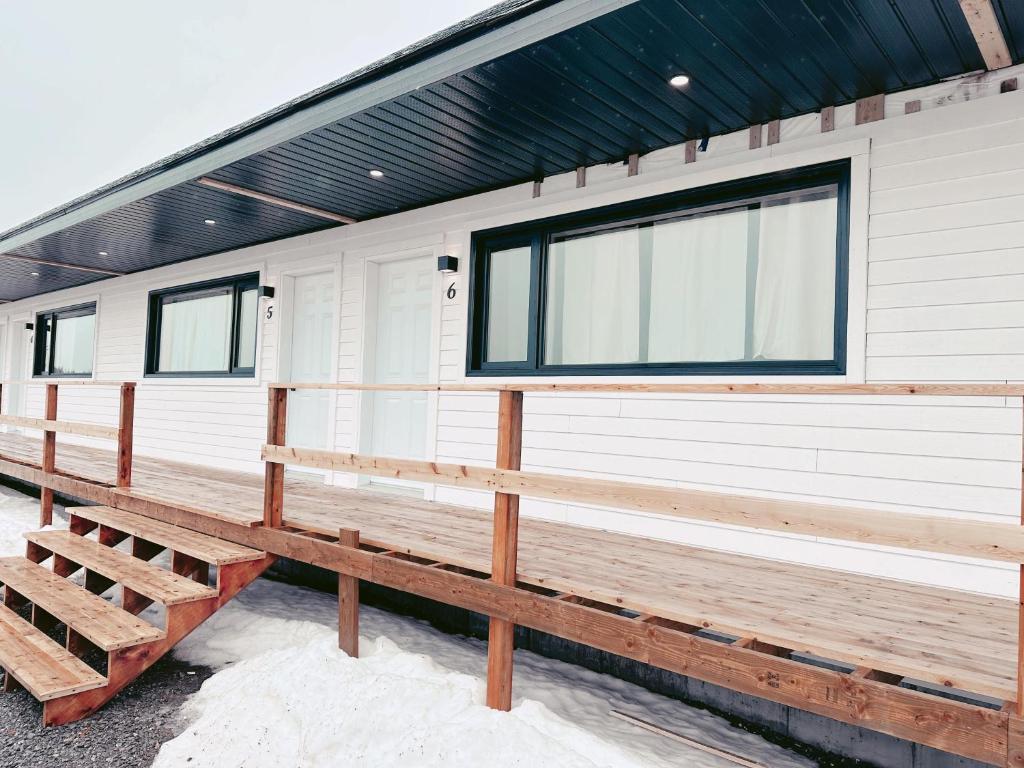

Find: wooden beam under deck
<box><xmin>0</xmin><ymin>448</ymin><xmax>1018</xmax><ymax>765</ymax></box>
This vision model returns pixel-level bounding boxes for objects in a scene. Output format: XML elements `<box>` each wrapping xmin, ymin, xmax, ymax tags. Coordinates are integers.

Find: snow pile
<box><xmin>166</xmin><ymin>580</ymin><xmax>812</xmax><ymax>768</ymax></box>
<box><xmin>0</xmin><ymin>485</ymin><xmax>42</xmax><ymax>554</ymax></box>
<box><xmin>160</xmin><ymin>628</ymin><xmax>651</xmax><ymax>768</ymax></box>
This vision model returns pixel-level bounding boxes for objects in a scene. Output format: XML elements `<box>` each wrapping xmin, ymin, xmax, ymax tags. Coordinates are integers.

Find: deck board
<box><xmin>0</xmin><ymin>431</ymin><xmax>1015</xmax><ymax>701</ymax></box>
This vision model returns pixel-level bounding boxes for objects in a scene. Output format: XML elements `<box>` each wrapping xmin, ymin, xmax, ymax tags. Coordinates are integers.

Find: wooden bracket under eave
<box><xmin>959</xmin><ymin>0</ymin><xmax>1012</xmax><ymax>71</ymax></box>
<box><xmin>575</xmin><ymin>167</ymin><xmax>586</xmax><ymax>188</ymax></box>
<box><xmin>766</xmin><ymin>120</ymin><xmax>780</xmax><ymax>146</ymax></box>
<box><xmin>748</xmin><ymin>125</ymin><xmax>762</xmax><ymax>150</ymax></box>
<box><xmin>532</xmin><ymin>180</ymin><xmax>543</xmax><ymax>198</ymax></box>
<box><xmin>820</xmin><ymin>106</ymin><xmax>835</xmax><ymax>133</ymax></box>
<box><xmin>855</xmin><ymin>95</ymin><xmax>885</xmax><ymax>125</ymax></box>
<box><xmin>684</xmin><ymin>140</ymin><xmax>697</xmax><ymax>164</ymax></box>
<box><xmin>627</xmin><ymin>154</ymin><xmax>639</xmax><ymax>177</ymax></box>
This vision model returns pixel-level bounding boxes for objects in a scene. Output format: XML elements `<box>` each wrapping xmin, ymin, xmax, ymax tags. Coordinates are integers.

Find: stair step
<box><xmin>67</xmin><ymin>507</ymin><xmax>264</xmax><ymax>566</ymax></box>
<box><xmin>25</xmin><ymin>531</ymin><xmax>218</xmax><ymax>606</ymax></box>
<box><xmin>0</xmin><ymin>558</ymin><xmax>163</xmax><ymax>651</ymax></box>
<box><xmin>0</xmin><ymin>604</ymin><xmax>107</xmax><ymax>701</ymax></box>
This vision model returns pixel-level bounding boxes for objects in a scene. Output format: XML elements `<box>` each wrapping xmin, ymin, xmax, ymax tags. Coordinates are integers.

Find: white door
<box><xmin>285</xmin><ymin>272</ymin><xmax>336</xmax><ymax>452</ymax></box>
<box><xmin>369</xmin><ymin>256</ymin><xmax>433</xmax><ymax>467</ymax></box>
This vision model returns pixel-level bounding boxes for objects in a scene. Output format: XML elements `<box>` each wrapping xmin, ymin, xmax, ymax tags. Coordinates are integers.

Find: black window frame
<box><xmin>32</xmin><ymin>302</ymin><xmax>97</xmax><ymax>378</ymax></box>
<box><xmin>467</xmin><ymin>160</ymin><xmax>850</xmax><ymax>377</ymax></box>
<box><xmin>144</xmin><ymin>272</ymin><xmax>260</xmax><ymax>378</ymax></box>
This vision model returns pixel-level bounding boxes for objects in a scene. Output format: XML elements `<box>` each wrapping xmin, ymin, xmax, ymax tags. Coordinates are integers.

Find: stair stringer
<box><xmin>42</xmin><ymin>553</ymin><xmax>275</xmax><ymax>726</ymax></box>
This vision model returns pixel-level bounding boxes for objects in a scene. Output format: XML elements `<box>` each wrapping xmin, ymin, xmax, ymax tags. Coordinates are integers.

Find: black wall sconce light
<box><xmin>437</xmin><ymin>255</ymin><xmax>459</xmax><ymax>273</ymax></box>
<box><xmin>24</xmin><ymin>322</ymin><xmax>33</xmax><ymax>331</ymax></box>
<box><xmin>258</xmin><ymin>285</ymin><xmax>275</xmax><ymax>299</ymax></box>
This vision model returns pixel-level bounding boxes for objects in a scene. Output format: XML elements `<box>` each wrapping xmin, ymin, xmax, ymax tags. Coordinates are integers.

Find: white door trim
<box><xmin>356</xmin><ymin>244</ymin><xmax>444</xmax><ymax>498</ymax></box>
<box><xmin>277</xmin><ymin>257</ymin><xmax>343</xmax><ymax>484</ymax></box>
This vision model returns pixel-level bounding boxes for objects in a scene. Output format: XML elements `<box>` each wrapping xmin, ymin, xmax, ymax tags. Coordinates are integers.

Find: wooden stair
<box><xmin>0</xmin><ymin>505</ymin><xmax>273</xmax><ymax>725</ymax></box>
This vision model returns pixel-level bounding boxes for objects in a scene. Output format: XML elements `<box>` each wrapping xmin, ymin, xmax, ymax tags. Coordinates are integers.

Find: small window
<box><xmin>145</xmin><ymin>273</ymin><xmax>259</xmax><ymax>377</ymax></box>
<box><xmin>33</xmin><ymin>303</ymin><xmax>96</xmax><ymax>377</ymax></box>
<box><xmin>468</xmin><ymin>161</ymin><xmax>849</xmax><ymax>376</ymax></box>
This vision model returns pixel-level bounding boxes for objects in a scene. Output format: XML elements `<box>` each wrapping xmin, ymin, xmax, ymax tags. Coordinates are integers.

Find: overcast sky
<box><xmin>0</xmin><ymin>0</ymin><xmax>498</xmax><ymax>233</ymax></box>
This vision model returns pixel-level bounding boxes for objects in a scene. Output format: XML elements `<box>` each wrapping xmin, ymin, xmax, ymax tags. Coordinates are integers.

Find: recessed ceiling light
<box><xmin>669</xmin><ymin>74</ymin><xmax>690</xmax><ymax>87</ymax></box>
<box><xmin>369</xmin><ymin>169</ymin><xmax>385</xmax><ymax>179</ymax></box>
<box><xmin>98</xmin><ymin>250</ymin><xmax>108</xmax><ymax>256</ymax></box>
<box><xmin>204</xmin><ymin>219</ymin><xmax>216</xmax><ymax>225</ymax></box>
<box><xmin>30</xmin><ymin>271</ymin><xmax>39</xmax><ymax>276</ymax></box>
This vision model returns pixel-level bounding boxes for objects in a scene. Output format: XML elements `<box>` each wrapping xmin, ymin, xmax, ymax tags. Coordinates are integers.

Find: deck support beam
<box><xmin>39</xmin><ymin>384</ymin><xmax>57</xmax><ymax>526</ymax></box>
<box><xmin>338</xmin><ymin>528</ymin><xmax>360</xmax><ymax>657</ymax></box>
<box><xmin>486</xmin><ymin>389</ymin><xmax>523</xmax><ymax>711</ymax></box>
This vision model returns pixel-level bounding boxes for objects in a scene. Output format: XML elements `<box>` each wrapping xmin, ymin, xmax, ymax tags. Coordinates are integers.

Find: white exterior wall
<box><xmin>3</xmin><ymin>68</ymin><xmax>1024</xmax><ymax>596</ymax></box>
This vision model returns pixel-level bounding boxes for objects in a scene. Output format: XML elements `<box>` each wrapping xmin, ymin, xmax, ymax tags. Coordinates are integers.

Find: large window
<box><xmin>33</xmin><ymin>303</ymin><xmax>96</xmax><ymax>377</ymax></box>
<box><xmin>145</xmin><ymin>273</ymin><xmax>259</xmax><ymax>377</ymax></box>
<box><xmin>468</xmin><ymin>161</ymin><xmax>849</xmax><ymax>376</ymax></box>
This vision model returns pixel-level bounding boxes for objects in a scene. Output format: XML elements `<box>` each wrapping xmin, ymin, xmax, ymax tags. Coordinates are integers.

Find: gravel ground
<box><xmin>0</xmin><ymin>655</ymin><xmax>212</xmax><ymax>768</ymax></box>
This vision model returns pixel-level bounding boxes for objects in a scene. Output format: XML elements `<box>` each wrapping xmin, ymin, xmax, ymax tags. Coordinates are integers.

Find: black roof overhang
<box><xmin>2</xmin><ymin>0</ymin><xmax>1020</xmax><ymax>302</ymax></box>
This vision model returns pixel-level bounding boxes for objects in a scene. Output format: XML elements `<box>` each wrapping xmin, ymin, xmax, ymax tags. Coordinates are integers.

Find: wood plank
<box><xmin>0</xmin><ymin>414</ymin><xmax>119</xmax><ymax>440</ymax></box>
<box><xmin>0</xmin><ymin>604</ymin><xmax>107</xmax><ymax>701</ymax></box>
<box><xmin>24</xmin><ymin>531</ymin><xmax>216</xmax><ymax>606</ymax></box>
<box><xmin>0</xmin><ymin>558</ymin><xmax>163</xmax><ymax>651</ymax></box>
<box><xmin>959</xmin><ymin>0</ymin><xmax>1012</xmax><ymax>70</ymax></box>
<box><xmin>66</xmin><ymin>506</ymin><xmax>264</xmax><ymax>565</ymax></box>
<box><xmin>262</xmin><ymin>444</ymin><xmax>1024</xmax><ymax>563</ymax></box>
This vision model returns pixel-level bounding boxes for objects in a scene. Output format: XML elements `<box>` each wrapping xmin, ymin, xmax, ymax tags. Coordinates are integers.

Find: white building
<box><xmin>2</xmin><ymin>0</ymin><xmax>1023</xmax><ymax>602</ymax></box>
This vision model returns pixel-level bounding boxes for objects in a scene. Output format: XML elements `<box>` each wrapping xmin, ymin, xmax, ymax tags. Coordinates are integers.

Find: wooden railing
<box><xmin>262</xmin><ymin>380</ymin><xmax>1024</xmax><ymax>714</ymax></box>
<box><xmin>0</xmin><ymin>380</ymin><xmax>135</xmax><ymax>525</ymax></box>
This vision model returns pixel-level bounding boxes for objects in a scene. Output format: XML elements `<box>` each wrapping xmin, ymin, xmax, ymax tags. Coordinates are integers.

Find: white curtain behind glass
<box><xmin>545</xmin><ymin>228</ymin><xmax>640</xmax><ymax>365</ymax></box>
<box><xmin>51</xmin><ymin>314</ymin><xmax>95</xmax><ymax>374</ymax></box>
<box><xmin>649</xmin><ymin>207</ymin><xmax>749</xmax><ymax>362</ymax></box>
<box><xmin>752</xmin><ymin>191</ymin><xmax>837</xmax><ymax>360</ymax></box>
<box><xmin>158</xmin><ymin>292</ymin><xmax>232</xmax><ymax>372</ymax></box>
<box><xmin>486</xmin><ymin>246</ymin><xmax>531</xmax><ymax>362</ymax></box>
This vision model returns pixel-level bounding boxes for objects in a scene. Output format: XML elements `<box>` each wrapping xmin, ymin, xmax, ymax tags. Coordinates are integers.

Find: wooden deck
<box><xmin>0</xmin><ymin>430</ymin><xmax>1014</xmax><ymax>703</ymax></box>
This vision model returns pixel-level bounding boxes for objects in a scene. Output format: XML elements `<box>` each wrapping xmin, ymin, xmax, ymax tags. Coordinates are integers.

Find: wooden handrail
<box><xmin>0</xmin><ymin>380</ymin><xmax>135</xmax><ymax>522</ymax></box>
<box><xmin>0</xmin><ymin>379</ymin><xmax>135</xmax><ymax>387</ymax></box>
<box><xmin>0</xmin><ymin>415</ymin><xmax>120</xmax><ymax>441</ymax></box>
<box><xmin>261</xmin><ymin>443</ymin><xmax>1024</xmax><ymax>564</ymax></box>
<box><xmin>268</xmin><ymin>381</ymin><xmax>1024</xmax><ymax>396</ymax></box>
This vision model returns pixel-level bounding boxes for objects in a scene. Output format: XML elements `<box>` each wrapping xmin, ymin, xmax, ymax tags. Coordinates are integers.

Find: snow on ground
<box><xmin>0</xmin><ymin>485</ymin><xmax>44</xmax><ymax>554</ymax></box>
<box><xmin>0</xmin><ymin>486</ymin><xmax>813</xmax><ymax>768</ymax></box>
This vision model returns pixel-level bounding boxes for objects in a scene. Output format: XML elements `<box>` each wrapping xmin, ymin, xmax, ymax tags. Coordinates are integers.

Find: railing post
<box><xmin>40</xmin><ymin>383</ymin><xmax>58</xmax><ymax>526</ymax></box>
<box><xmin>338</xmin><ymin>527</ymin><xmax>360</xmax><ymax>657</ymax></box>
<box><xmin>116</xmin><ymin>383</ymin><xmax>136</xmax><ymax>488</ymax></box>
<box><xmin>1018</xmin><ymin>396</ymin><xmax>1024</xmax><ymax>716</ymax></box>
<box><xmin>486</xmin><ymin>388</ymin><xmax>523</xmax><ymax>711</ymax></box>
<box><xmin>263</xmin><ymin>387</ymin><xmax>288</xmax><ymax>528</ymax></box>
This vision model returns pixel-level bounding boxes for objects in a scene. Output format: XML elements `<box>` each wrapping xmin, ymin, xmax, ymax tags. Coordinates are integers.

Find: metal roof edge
<box><xmin>0</xmin><ymin>0</ymin><xmax>636</xmax><ymax>255</ymax></box>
